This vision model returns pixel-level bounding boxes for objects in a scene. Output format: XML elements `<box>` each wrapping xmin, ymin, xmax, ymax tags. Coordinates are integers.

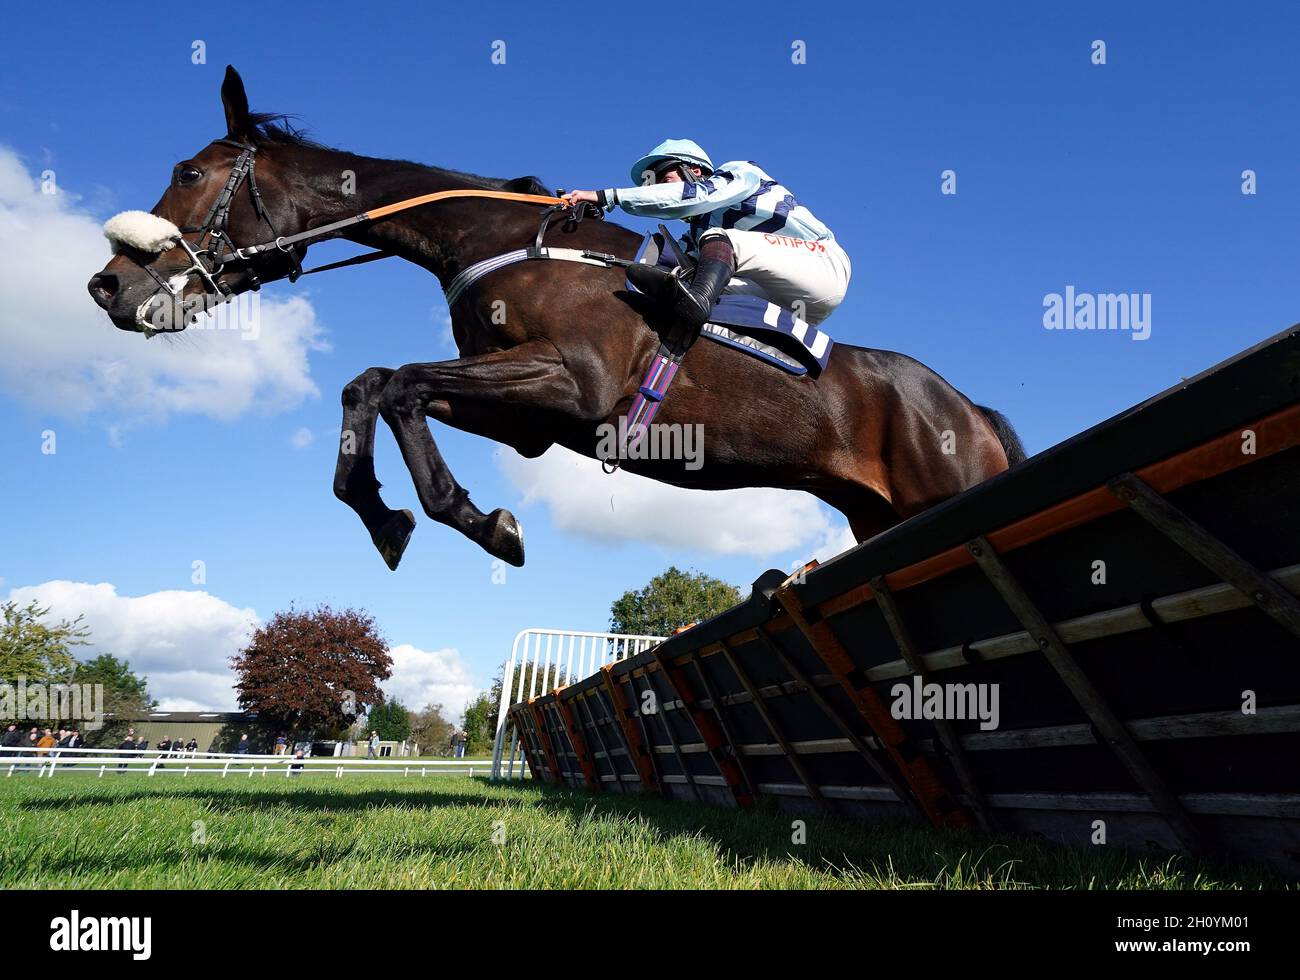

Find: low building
<box><xmin>115</xmin><ymin>711</ymin><xmax>258</xmax><ymax>753</ymax></box>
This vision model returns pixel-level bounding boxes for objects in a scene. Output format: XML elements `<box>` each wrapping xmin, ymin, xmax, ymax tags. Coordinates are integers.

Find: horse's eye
<box><xmin>175</xmin><ymin>165</ymin><xmax>202</xmax><ymax>185</ymax></box>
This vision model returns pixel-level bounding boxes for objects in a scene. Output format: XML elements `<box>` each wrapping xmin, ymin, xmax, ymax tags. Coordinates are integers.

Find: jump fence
<box><xmin>492</xmin><ymin>628</ymin><xmax>664</xmax><ymax>778</ymax></box>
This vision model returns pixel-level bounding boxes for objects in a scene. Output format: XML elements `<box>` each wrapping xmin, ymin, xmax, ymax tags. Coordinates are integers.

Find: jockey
<box><xmin>563</xmin><ymin>138</ymin><xmax>850</xmax><ymax>328</ymax></box>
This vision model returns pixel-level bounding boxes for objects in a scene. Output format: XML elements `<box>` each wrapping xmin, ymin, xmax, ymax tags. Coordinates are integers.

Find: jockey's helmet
<box><xmin>629</xmin><ymin>139</ymin><xmax>715</xmax><ymax>185</ymax></box>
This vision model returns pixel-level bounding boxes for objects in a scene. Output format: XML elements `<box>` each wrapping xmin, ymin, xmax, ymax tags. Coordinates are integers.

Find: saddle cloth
<box><xmin>628</xmin><ymin>232</ymin><xmax>833</xmax><ymax>377</ymax></box>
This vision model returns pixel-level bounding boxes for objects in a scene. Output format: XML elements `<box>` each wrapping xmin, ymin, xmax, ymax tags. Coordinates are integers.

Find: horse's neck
<box><xmin>284</xmin><ymin>146</ymin><xmax>488</xmax><ymax>280</ymax></box>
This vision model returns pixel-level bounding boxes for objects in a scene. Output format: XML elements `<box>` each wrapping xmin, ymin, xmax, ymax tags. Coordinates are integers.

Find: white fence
<box><xmin>491</xmin><ymin>627</ymin><xmax>664</xmax><ymax>779</ymax></box>
<box><xmin>3</xmin><ymin>745</ymin><xmax>501</xmax><ymax>779</ymax></box>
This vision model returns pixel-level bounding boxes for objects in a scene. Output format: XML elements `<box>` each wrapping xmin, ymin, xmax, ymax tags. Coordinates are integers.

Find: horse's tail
<box><xmin>976</xmin><ymin>405</ymin><xmax>1028</xmax><ymax>466</ymax></box>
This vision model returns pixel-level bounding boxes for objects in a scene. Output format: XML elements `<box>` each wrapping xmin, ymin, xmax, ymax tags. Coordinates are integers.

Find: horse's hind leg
<box><xmin>377</xmin><ymin>342</ymin><xmax>588</xmax><ymax>568</ymax></box>
<box><xmin>333</xmin><ymin>366</ymin><xmax>417</xmax><ymax>570</ymax></box>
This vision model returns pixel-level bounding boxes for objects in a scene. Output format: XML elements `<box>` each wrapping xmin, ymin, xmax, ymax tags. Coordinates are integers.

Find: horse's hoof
<box><xmin>372</xmin><ymin>509</ymin><xmax>416</xmax><ymax>571</ymax></box>
<box><xmin>483</xmin><ymin>508</ymin><xmax>525</xmax><ymax>567</ymax></box>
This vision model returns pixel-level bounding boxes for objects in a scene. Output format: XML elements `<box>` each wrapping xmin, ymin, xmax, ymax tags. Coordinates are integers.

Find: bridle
<box><xmin>135</xmin><ymin>138</ymin><xmax>302</xmax><ymax>331</ymax></box>
<box><xmin>179</xmin><ymin>138</ymin><xmax>304</xmax><ymax>289</ymax></box>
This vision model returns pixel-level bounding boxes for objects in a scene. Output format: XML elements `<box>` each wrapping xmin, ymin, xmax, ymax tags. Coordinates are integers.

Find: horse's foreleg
<box><xmin>333</xmin><ymin>366</ymin><xmax>417</xmax><ymax>570</ymax></box>
<box><xmin>377</xmin><ymin>342</ymin><xmax>588</xmax><ymax>568</ymax></box>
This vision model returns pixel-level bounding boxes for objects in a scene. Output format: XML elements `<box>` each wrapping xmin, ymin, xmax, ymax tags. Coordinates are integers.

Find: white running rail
<box><xmin>3</xmin><ymin>745</ymin><xmax>496</xmax><ymax>779</ymax></box>
<box><xmin>491</xmin><ymin>627</ymin><xmax>664</xmax><ymax>779</ymax></box>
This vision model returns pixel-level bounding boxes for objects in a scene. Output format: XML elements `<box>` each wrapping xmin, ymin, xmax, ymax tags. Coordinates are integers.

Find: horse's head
<box><xmin>87</xmin><ymin>67</ymin><xmax>304</xmax><ymax>335</ymax></box>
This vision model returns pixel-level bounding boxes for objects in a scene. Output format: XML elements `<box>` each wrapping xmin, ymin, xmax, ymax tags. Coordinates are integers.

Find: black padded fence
<box><xmin>511</xmin><ymin>325</ymin><xmax>1300</xmax><ymax>876</ymax></box>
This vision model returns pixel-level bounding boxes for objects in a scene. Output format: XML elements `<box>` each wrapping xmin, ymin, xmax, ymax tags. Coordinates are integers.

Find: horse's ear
<box><xmin>220</xmin><ymin>65</ymin><xmax>252</xmax><ymax>141</ymax></box>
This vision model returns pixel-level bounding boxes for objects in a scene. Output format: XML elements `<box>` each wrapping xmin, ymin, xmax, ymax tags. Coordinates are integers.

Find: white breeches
<box><xmin>703</xmin><ymin>228</ymin><xmax>852</xmax><ymax>326</ymax></box>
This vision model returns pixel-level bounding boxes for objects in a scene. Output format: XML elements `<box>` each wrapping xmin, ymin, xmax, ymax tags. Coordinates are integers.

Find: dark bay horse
<box><xmin>88</xmin><ymin>67</ymin><xmax>1025</xmax><ymax>570</ymax></box>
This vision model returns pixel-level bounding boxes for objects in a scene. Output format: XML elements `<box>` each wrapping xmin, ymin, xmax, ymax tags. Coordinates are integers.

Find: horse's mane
<box><xmin>245</xmin><ymin>112</ymin><xmax>552</xmax><ymax>195</ymax></box>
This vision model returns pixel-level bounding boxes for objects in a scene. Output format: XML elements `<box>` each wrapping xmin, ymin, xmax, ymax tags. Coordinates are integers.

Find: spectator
<box><xmin>274</xmin><ymin>733</ymin><xmax>288</xmax><ymax>756</ymax></box>
<box><xmin>117</xmin><ymin>734</ymin><xmax>135</xmax><ymax>772</ymax></box>
<box><xmin>290</xmin><ymin>748</ymin><xmax>305</xmax><ymax>775</ymax></box>
<box><xmin>367</xmin><ymin>731</ymin><xmax>380</xmax><ymax>759</ymax></box>
<box><xmin>18</xmin><ymin>729</ymin><xmax>38</xmax><ymax>771</ymax></box>
<box><xmin>36</xmin><ymin>728</ymin><xmax>57</xmax><ymax>757</ymax></box>
<box><xmin>237</xmin><ymin>734</ymin><xmax>250</xmax><ymax>755</ymax></box>
<box><xmin>185</xmin><ymin>737</ymin><xmax>198</xmax><ymax>755</ymax></box>
<box><xmin>451</xmin><ymin>728</ymin><xmax>468</xmax><ymax>759</ymax></box>
<box><xmin>2</xmin><ymin>724</ymin><xmax>20</xmax><ymax>756</ymax></box>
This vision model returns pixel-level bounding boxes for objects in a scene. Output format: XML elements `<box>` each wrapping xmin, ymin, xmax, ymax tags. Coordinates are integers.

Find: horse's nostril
<box><xmin>88</xmin><ymin>273</ymin><xmax>119</xmax><ymax>308</ymax></box>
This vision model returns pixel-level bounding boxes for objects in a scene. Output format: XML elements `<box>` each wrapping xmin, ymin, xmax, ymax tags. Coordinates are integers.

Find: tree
<box><xmin>608</xmin><ymin>566</ymin><xmax>742</xmax><ymax>637</ymax></box>
<box><xmin>367</xmin><ymin>700</ymin><xmax>411</xmax><ymax>742</ymax></box>
<box><xmin>410</xmin><ymin>702</ymin><xmax>454</xmax><ymax>756</ymax></box>
<box><xmin>72</xmin><ymin>654</ymin><xmax>155</xmax><ymax>747</ymax></box>
<box><xmin>486</xmin><ymin>662</ymin><xmax>534</xmax><ymax>745</ymax></box>
<box><xmin>0</xmin><ymin>600</ymin><xmax>88</xmax><ymax>684</ymax></box>
<box><xmin>231</xmin><ymin>605</ymin><xmax>391</xmax><ymax>737</ymax></box>
<box><xmin>462</xmin><ymin>691</ymin><xmax>494</xmax><ymax>755</ymax></box>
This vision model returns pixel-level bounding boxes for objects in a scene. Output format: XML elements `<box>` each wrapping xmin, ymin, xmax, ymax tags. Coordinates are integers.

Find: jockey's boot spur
<box><xmin>627</xmin><ymin>234</ymin><xmax>735</xmax><ymax>330</ymax></box>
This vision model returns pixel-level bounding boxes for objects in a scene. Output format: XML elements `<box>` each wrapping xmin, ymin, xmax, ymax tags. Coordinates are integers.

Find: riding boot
<box><xmin>627</xmin><ymin>235</ymin><xmax>735</xmax><ymax>329</ymax></box>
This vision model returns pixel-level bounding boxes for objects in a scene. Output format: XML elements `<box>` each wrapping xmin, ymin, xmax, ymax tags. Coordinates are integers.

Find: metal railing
<box><xmin>2</xmin><ymin>745</ymin><xmax>511</xmax><ymax>779</ymax></box>
<box><xmin>491</xmin><ymin>627</ymin><xmax>664</xmax><ymax>779</ymax></box>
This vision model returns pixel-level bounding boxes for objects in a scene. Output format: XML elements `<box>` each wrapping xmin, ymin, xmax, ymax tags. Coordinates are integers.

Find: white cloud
<box><xmin>290</xmin><ymin>426</ymin><xmax>315</xmax><ymax>448</ymax></box>
<box><xmin>4</xmin><ymin>580</ymin><xmax>259</xmax><ymax>711</ymax></box>
<box><xmin>382</xmin><ymin>643</ymin><xmax>479</xmax><ymax>722</ymax></box>
<box><xmin>430</xmin><ymin>305</ymin><xmax>455</xmax><ymax>350</ymax></box>
<box><xmin>0</xmin><ymin>146</ymin><xmax>329</xmax><ymax>427</ymax></box>
<box><xmin>4</xmin><ymin>580</ymin><xmax>479</xmax><ymax>722</ymax></box>
<box><xmin>807</xmin><ymin>523</ymin><xmax>860</xmax><ymax>565</ymax></box>
<box><xmin>497</xmin><ymin>446</ymin><xmax>857</xmax><ymax>561</ymax></box>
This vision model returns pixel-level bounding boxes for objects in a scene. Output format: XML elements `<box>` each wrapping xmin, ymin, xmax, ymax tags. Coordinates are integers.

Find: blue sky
<box><xmin>1</xmin><ymin>1</ymin><xmax>1296</xmax><ymax>714</ymax></box>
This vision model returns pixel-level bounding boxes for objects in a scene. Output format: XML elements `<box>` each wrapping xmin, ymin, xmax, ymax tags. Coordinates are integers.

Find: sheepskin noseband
<box><xmin>103</xmin><ymin>210</ymin><xmax>182</xmax><ymax>254</ymax></box>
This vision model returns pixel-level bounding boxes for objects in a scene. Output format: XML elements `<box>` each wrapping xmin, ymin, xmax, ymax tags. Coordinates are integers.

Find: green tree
<box><xmin>409</xmin><ymin>702</ymin><xmax>454</xmax><ymax>756</ymax></box>
<box><xmin>0</xmin><ymin>600</ymin><xmax>88</xmax><ymax>684</ymax></box>
<box><xmin>486</xmin><ymin>662</ymin><xmax>536</xmax><ymax>746</ymax></box>
<box><xmin>72</xmin><ymin>654</ymin><xmax>155</xmax><ymax>747</ymax></box>
<box><xmin>462</xmin><ymin>692</ymin><xmax>494</xmax><ymax>754</ymax></box>
<box><xmin>608</xmin><ymin>566</ymin><xmax>742</xmax><ymax>637</ymax></box>
<box><xmin>367</xmin><ymin>700</ymin><xmax>411</xmax><ymax>742</ymax></box>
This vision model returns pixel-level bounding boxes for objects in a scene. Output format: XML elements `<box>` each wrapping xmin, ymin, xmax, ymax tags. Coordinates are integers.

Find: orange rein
<box><xmin>364</xmin><ymin>189</ymin><xmax>568</xmax><ymax>221</ymax></box>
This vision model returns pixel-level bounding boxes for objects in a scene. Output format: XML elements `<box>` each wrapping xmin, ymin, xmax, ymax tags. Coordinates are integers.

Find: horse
<box><xmin>88</xmin><ymin>66</ymin><xmax>1025</xmax><ymax>570</ymax></box>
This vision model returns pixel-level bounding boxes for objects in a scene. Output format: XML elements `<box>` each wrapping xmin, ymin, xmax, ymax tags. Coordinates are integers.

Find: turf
<box><xmin>0</xmin><ymin>773</ymin><xmax>1287</xmax><ymax>889</ymax></box>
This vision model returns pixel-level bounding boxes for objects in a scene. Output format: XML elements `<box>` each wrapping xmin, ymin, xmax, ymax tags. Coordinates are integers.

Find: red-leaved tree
<box><xmin>231</xmin><ymin>605</ymin><xmax>392</xmax><ymax>735</ymax></box>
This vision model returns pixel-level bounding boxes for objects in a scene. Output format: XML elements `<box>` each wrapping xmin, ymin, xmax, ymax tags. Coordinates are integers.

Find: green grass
<box><xmin>0</xmin><ymin>773</ymin><xmax>1287</xmax><ymax>889</ymax></box>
